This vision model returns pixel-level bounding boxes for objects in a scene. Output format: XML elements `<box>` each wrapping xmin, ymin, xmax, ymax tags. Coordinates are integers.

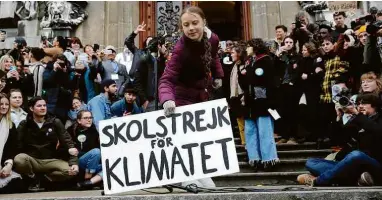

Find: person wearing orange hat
<box><xmin>355</xmin><ymin>25</ymin><xmax>369</xmax><ymax>46</ymax></box>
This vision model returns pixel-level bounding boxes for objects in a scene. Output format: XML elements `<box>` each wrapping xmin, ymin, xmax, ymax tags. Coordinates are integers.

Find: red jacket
<box><xmin>159</xmin><ymin>32</ymin><xmax>224</xmax><ymax>106</ymax></box>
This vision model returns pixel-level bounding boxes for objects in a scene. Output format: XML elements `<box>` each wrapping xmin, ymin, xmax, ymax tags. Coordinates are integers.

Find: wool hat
<box><xmin>333</xmin><ymin>11</ymin><xmax>346</xmax><ymax>18</ymax></box>
<box><xmin>101</xmin><ymin>79</ymin><xmax>116</xmax><ymax>89</ymax></box>
<box><xmin>355</xmin><ymin>25</ymin><xmax>366</xmax><ymax>36</ymax></box>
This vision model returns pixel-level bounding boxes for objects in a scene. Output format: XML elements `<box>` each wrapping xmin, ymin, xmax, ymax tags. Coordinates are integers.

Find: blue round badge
<box><xmin>255</xmin><ymin>68</ymin><xmax>264</xmax><ymax>76</ymax></box>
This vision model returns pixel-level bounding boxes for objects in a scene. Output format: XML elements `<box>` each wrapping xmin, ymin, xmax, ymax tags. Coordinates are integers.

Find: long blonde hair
<box><xmin>0</xmin><ymin>55</ymin><xmax>15</xmax><ymax>72</ymax></box>
<box><xmin>359</xmin><ymin>72</ymin><xmax>382</xmax><ymax>95</ymax></box>
<box><xmin>0</xmin><ymin>93</ymin><xmax>12</xmax><ymax>129</ymax></box>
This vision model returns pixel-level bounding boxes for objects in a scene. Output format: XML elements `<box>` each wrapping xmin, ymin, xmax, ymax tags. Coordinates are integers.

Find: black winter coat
<box><xmin>238</xmin><ymin>55</ymin><xmax>276</xmax><ymax>119</ymax></box>
<box><xmin>1</xmin><ymin>123</ymin><xmax>18</xmax><ymax>167</ymax></box>
<box><xmin>17</xmin><ymin>116</ymin><xmax>77</xmax><ymax>165</ymax></box>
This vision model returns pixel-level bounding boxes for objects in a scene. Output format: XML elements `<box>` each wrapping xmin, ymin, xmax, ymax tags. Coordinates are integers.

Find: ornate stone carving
<box><xmin>156</xmin><ymin>1</ymin><xmax>181</xmax><ymax>36</ymax></box>
<box><xmin>299</xmin><ymin>1</ymin><xmax>328</xmax><ymax>24</ymax></box>
<box><xmin>40</xmin><ymin>1</ymin><xmax>88</xmax><ymax>29</ymax></box>
<box><xmin>15</xmin><ymin>1</ymin><xmax>38</xmax><ymax>20</ymax></box>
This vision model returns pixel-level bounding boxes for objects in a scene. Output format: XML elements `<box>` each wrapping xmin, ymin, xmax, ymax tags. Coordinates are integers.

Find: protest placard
<box><xmin>328</xmin><ymin>1</ymin><xmax>357</xmax><ymax>12</ymax></box>
<box><xmin>99</xmin><ymin>99</ymin><xmax>239</xmax><ymax>195</ymax></box>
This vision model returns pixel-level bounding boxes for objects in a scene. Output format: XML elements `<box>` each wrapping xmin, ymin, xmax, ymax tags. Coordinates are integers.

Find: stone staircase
<box><xmin>213</xmin><ymin>137</ymin><xmax>334</xmax><ymax>187</ymax></box>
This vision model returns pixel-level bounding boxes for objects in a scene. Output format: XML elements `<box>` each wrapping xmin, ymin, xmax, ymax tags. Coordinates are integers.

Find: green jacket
<box><xmin>17</xmin><ymin>116</ymin><xmax>78</xmax><ymax>166</ymax></box>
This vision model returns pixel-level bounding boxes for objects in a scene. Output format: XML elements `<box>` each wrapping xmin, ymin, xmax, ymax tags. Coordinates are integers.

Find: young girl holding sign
<box><xmin>158</xmin><ymin>6</ymin><xmax>224</xmax><ymax>187</ymax></box>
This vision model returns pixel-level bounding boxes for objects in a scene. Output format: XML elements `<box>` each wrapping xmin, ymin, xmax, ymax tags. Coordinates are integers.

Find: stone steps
<box><xmin>236</xmin><ymin>149</ymin><xmax>333</xmax><ymax>160</ymax></box>
<box><xmin>215</xmin><ymin>138</ymin><xmax>332</xmax><ymax>187</ymax></box>
<box><xmin>235</xmin><ymin>142</ymin><xmax>320</xmax><ymax>152</ymax></box>
<box><xmin>213</xmin><ymin>171</ymin><xmax>308</xmax><ymax>186</ymax></box>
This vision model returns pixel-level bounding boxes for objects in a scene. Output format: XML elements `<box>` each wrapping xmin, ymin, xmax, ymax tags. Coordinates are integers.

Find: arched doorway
<box><xmin>138</xmin><ymin>1</ymin><xmax>252</xmax><ymax>48</ymax></box>
<box><xmin>198</xmin><ymin>1</ymin><xmax>241</xmax><ymax>41</ymax></box>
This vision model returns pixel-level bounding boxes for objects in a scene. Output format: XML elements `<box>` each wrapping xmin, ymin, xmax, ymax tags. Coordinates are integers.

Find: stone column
<box><xmin>74</xmin><ymin>1</ymin><xmax>139</xmax><ymax>53</ymax></box>
<box><xmin>250</xmin><ymin>1</ymin><xmax>300</xmax><ymax>41</ymax></box>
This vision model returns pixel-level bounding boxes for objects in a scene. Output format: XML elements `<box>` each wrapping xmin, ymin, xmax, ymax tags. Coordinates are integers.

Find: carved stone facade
<box><xmin>1</xmin><ymin>1</ymin><xmax>382</xmax><ymax>52</ymax></box>
<box><xmin>40</xmin><ymin>1</ymin><xmax>88</xmax><ymax>29</ymax></box>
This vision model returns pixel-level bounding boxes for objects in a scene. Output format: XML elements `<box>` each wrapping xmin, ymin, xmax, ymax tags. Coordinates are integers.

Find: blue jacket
<box><xmin>67</xmin><ymin>104</ymin><xmax>88</xmax><ymax>121</ymax></box>
<box><xmin>111</xmin><ymin>99</ymin><xmax>143</xmax><ymax>117</ymax></box>
<box><xmin>87</xmin><ymin>93</ymin><xmax>111</xmax><ymax>130</ymax></box>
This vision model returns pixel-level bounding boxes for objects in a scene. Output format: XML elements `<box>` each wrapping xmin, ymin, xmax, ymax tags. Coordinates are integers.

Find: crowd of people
<box><xmin>1</xmin><ymin>6</ymin><xmax>382</xmax><ymax>193</ymax></box>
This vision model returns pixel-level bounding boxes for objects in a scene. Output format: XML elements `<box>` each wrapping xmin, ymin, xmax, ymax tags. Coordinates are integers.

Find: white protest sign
<box><xmin>328</xmin><ymin>1</ymin><xmax>357</xmax><ymax>12</ymax></box>
<box><xmin>99</xmin><ymin>99</ymin><xmax>239</xmax><ymax>195</ymax></box>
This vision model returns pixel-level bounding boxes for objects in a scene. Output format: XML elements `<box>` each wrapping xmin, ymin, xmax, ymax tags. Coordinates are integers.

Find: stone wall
<box><xmin>249</xmin><ymin>1</ymin><xmax>374</xmax><ymax>41</ymax></box>
<box><xmin>75</xmin><ymin>1</ymin><xmax>140</xmax><ymax>53</ymax></box>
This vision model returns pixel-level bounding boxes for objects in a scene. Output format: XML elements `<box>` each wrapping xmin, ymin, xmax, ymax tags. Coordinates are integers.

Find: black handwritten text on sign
<box><xmin>328</xmin><ymin>1</ymin><xmax>357</xmax><ymax>12</ymax></box>
<box><xmin>99</xmin><ymin>99</ymin><xmax>239</xmax><ymax>195</ymax></box>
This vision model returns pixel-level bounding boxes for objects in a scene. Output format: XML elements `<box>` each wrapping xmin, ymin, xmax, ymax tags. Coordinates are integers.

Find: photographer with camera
<box><xmin>298</xmin><ymin>93</ymin><xmax>382</xmax><ymax>187</ymax></box>
<box><xmin>362</xmin><ymin>11</ymin><xmax>382</xmax><ymax>75</ymax></box>
<box><xmin>43</xmin><ymin>54</ymin><xmax>73</xmax><ymax>123</ymax></box>
<box><xmin>290</xmin><ymin>11</ymin><xmax>319</xmax><ymax>53</ymax></box>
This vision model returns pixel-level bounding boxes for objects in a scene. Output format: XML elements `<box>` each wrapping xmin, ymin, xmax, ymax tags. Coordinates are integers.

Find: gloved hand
<box><xmin>163</xmin><ymin>100</ymin><xmax>176</xmax><ymax>116</ymax></box>
<box><xmin>212</xmin><ymin>78</ymin><xmax>222</xmax><ymax>89</ymax></box>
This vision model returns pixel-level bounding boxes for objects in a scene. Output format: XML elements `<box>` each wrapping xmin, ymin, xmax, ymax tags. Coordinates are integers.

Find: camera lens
<box><xmin>339</xmin><ymin>96</ymin><xmax>350</xmax><ymax>107</ymax></box>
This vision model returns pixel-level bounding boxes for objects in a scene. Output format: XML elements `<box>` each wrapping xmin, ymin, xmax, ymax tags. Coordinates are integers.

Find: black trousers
<box><xmin>278</xmin><ymin>84</ymin><xmax>301</xmax><ymax>139</ymax></box>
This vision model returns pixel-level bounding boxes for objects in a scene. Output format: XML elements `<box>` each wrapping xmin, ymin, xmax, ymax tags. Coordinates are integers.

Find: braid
<box><xmin>201</xmin><ymin>32</ymin><xmax>212</xmax><ymax>78</ymax></box>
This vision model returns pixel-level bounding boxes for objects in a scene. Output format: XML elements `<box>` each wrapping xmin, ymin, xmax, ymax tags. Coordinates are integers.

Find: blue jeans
<box><xmin>306</xmin><ymin>150</ymin><xmax>382</xmax><ymax>186</ymax></box>
<box><xmin>79</xmin><ymin>148</ymin><xmax>103</xmax><ymax>177</ymax></box>
<box><xmin>245</xmin><ymin>116</ymin><xmax>278</xmax><ymax>163</ymax></box>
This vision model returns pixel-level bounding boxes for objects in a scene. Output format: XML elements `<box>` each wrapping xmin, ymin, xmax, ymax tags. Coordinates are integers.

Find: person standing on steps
<box><xmin>158</xmin><ymin>6</ymin><xmax>224</xmax><ymax>188</ymax></box>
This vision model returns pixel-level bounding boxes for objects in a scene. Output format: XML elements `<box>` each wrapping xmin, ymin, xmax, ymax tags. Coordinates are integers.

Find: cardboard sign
<box><xmin>99</xmin><ymin>99</ymin><xmax>239</xmax><ymax>195</ymax></box>
<box><xmin>328</xmin><ymin>1</ymin><xmax>357</xmax><ymax>12</ymax></box>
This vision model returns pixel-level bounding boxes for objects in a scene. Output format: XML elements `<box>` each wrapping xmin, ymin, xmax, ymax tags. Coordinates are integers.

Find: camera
<box><xmin>366</xmin><ymin>19</ymin><xmax>382</xmax><ymax>35</ymax></box>
<box><xmin>295</xmin><ymin>21</ymin><xmax>302</xmax><ymax>29</ymax></box>
<box><xmin>351</xmin><ymin>7</ymin><xmax>378</xmax><ymax>29</ymax></box>
<box><xmin>332</xmin><ymin>85</ymin><xmax>354</xmax><ymax>107</ymax></box>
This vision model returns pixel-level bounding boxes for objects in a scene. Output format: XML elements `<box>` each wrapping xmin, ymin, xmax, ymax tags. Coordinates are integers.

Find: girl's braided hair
<box><xmin>180</xmin><ymin>6</ymin><xmax>212</xmax><ymax>78</ymax></box>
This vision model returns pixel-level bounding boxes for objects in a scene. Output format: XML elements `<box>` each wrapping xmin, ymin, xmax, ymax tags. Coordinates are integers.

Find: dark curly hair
<box><xmin>247</xmin><ymin>38</ymin><xmax>268</xmax><ymax>55</ymax></box>
<box><xmin>232</xmin><ymin>45</ymin><xmax>247</xmax><ymax>65</ymax></box>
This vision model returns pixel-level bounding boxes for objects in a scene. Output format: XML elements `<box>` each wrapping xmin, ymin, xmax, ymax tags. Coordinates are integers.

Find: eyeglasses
<box><xmin>81</xmin><ymin>117</ymin><xmax>93</xmax><ymax>120</ymax></box>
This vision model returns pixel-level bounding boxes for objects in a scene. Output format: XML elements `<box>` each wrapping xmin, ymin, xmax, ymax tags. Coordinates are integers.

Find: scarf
<box><xmin>0</xmin><ymin>117</ymin><xmax>10</xmax><ymax>169</ymax></box>
<box><xmin>230</xmin><ymin>63</ymin><xmax>245</xmax><ymax>105</ymax></box>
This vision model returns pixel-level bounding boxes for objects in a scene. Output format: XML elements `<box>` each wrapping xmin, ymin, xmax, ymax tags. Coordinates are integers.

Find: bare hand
<box><xmin>143</xmin><ymin>101</ymin><xmax>149</xmax><ymax>110</ymax></box>
<box><xmin>291</xmin><ymin>23</ymin><xmax>296</xmax><ymax>30</ymax></box>
<box><xmin>53</xmin><ymin>62</ymin><xmax>62</xmax><ymax>72</ymax></box>
<box><xmin>0</xmin><ymin>164</ymin><xmax>12</xmax><ymax>178</ymax></box>
<box><xmin>301</xmin><ymin>73</ymin><xmax>308</xmax><ymax>80</ymax></box>
<box><xmin>134</xmin><ymin>22</ymin><xmax>147</xmax><ymax>34</ymax></box>
<box><xmin>7</xmin><ymin>70</ymin><xmax>20</xmax><ymax>80</ymax></box>
<box><xmin>68</xmin><ymin>148</ymin><xmax>79</xmax><ymax>156</ymax></box>
<box><xmin>348</xmin><ymin>106</ymin><xmax>359</xmax><ymax>115</ymax></box>
<box><xmin>123</xmin><ymin>111</ymin><xmax>131</xmax><ymax>116</ymax></box>
<box><xmin>300</xmin><ymin>24</ymin><xmax>308</xmax><ymax>32</ymax></box>
<box><xmin>315</xmin><ymin>67</ymin><xmax>323</xmax><ymax>73</ymax></box>
<box><xmin>69</xmin><ymin>165</ymin><xmax>79</xmax><ymax>176</ymax></box>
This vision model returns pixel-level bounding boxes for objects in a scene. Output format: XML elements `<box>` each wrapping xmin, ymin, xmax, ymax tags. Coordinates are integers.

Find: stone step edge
<box><xmin>235</xmin><ymin>142</ymin><xmax>317</xmax><ymax>148</ymax></box>
<box><xmin>236</xmin><ymin>149</ymin><xmax>333</xmax><ymax>156</ymax></box>
<box><xmin>215</xmin><ymin>171</ymin><xmax>309</xmax><ymax>177</ymax></box>
<box><xmin>239</xmin><ymin>159</ymin><xmax>307</xmax><ymax>166</ymax></box>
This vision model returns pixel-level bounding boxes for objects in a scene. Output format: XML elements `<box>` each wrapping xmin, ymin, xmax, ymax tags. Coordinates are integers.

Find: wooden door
<box><xmin>139</xmin><ymin>1</ymin><xmax>252</xmax><ymax>46</ymax></box>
